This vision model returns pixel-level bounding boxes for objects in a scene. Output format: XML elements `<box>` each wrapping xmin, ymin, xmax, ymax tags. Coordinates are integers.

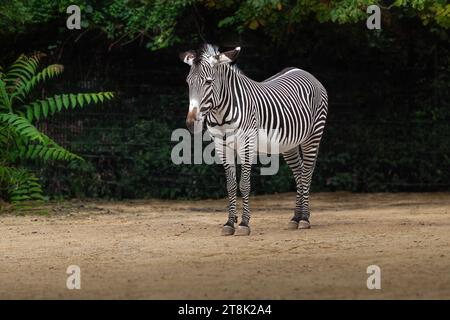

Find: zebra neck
<box><xmin>208</xmin><ymin>64</ymin><xmax>254</xmax><ymax>129</ymax></box>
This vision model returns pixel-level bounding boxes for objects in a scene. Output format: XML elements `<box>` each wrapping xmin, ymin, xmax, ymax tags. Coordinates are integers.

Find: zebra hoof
<box><xmin>287</xmin><ymin>220</ymin><xmax>299</xmax><ymax>230</ymax></box>
<box><xmin>221</xmin><ymin>225</ymin><xmax>235</xmax><ymax>236</ymax></box>
<box><xmin>298</xmin><ymin>220</ymin><xmax>311</xmax><ymax>229</ymax></box>
<box><xmin>235</xmin><ymin>225</ymin><xmax>251</xmax><ymax>236</ymax></box>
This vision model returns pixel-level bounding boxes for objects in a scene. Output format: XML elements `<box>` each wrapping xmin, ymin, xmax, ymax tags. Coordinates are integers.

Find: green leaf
<box><xmin>77</xmin><ymin>93</ymin><xmax>84</xmax><ymax>107</ymax></box>
<box><xmin>33</xmin><ymin>102</ymin><xmax>40</xmax><ymax>120</ymax></box>
<box><xmin>70</xmin><ymin>94</ymin><xmax>77</xmax><ymax>108</ymax></box>
<box><xmin>0</xmin><ymin>113</ymin><xmax>44</xmax><ymax>142</ymax></box>
<box><xmin>62</xmin><ymin>94</ymin><xmax>70</xmax><ymax>109</ymax></box>
<box><xmin>43</xmin><ymin>148</ymin><xmax>53</xmax><ymax>161</ymax></box>
<box><xmin>41</xmin><ymin>100</ymin><xmax>49</xmax><ymax>118</ymax></box>
<box><xmin>26</xmin><ymin>107</ymin><xmax>33</xmax><ymax>122</ymax></box>
<box><xmin>48</xmin><ymin>98</ymin><xmax>56</xmax><ymax>114</ymax></box>
<box><xmin>84</xmin><ymin>93</ymin><xmax>91</xmax><ymax>104</ymax></box>
<box><xmin>31</xmin><ymin>146</ymin><xmax>41</xmax><ymax>159</ymax></box>
<box><xmin>55</xmin><ymin>95</ymin><xmax>63</xmax><ymax>111</ymax></box>
<box><xmin>105</xmin><ymin>92</ymin><xmax>115</xmax><ymax>99</ymax></box>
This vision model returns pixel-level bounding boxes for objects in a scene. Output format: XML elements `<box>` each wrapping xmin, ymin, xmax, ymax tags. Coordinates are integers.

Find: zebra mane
<box><xmin>194</xmin><ymin>43</ymin><xmax>242</xmax><ymax>74</ymax></box>
<box><xmin>194</xmin><ymin>44</ymin><xmax>219</xmax><ymax>64</ymax></box>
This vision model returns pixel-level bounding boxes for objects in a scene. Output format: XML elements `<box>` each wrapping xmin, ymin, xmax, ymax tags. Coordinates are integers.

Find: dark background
<box><xmin>1</xmin><ymin>2</ymin><xmax>449</xmax><ymax>200</ymax></box>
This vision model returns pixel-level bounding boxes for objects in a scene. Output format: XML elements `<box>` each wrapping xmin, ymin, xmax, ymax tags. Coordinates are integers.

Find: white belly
<box><xmin>256</xmin><ymin>131</ymin><xmax>299</xmax><ymax>154</ymax></box>
<box><xmin>207</xmin><ymin>125</ymin><xmax>300</xmax><ymax>155</ymax></box>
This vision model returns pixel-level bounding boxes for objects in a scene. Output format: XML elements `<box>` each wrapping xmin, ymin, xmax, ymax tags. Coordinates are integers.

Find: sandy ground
<box><xmin>0</xmin><ymin>192</ymin><xmax>449</xmax><ymax>299</ymax></box>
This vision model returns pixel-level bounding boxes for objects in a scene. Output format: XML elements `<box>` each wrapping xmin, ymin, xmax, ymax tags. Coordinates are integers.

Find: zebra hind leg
<box><xmin>296</xmin><ymin>98</ymin><xmax>327</xmax><ymax>229</ymax></box>
<box><xmin>297</xmin><ymin>137</ymin><xmax>322</xmax><ymax>229</ymax></box>
<box><xmin>282</xmin><ymin>147</ymin><xmax>306</xmax><ymax>230</ymax></box>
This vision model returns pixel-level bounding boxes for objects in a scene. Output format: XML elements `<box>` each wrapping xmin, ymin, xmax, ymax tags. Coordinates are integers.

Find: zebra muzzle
<box><xmin>186</xmin><ymin>108</ymin><xmax>201</xmax><ymax>133</ymax></box>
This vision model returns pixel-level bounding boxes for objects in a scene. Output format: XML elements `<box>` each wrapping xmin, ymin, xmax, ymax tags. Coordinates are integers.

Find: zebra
<box><xmin>180</xmin><ymin>44</ymin><xmax>328</xmax><ymax>236</ymax></box>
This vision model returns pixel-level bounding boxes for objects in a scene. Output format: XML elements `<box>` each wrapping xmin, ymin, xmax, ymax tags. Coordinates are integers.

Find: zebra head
<box><xmin>180</xmin><ymin>44</ymin><xmax>240</xmax><ymax>133</ymax></box>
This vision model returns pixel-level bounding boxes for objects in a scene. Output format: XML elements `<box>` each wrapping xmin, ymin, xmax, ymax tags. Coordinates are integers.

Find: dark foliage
<box><xmin>1</xmin><ymin>1</ymin><xmax>448</xmax><ymax>199</ymax></box>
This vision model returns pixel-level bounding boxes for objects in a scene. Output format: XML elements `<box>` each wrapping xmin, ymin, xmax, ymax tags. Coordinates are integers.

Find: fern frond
<box><xmin>0</xmin><ymin>112</ymin><xmax>45</xmax><ymax>142</ymax></box>
<box><xmin>4</xmin><ymin>52</ymin><xmax>45</xmax><ymax>94</ymax></box>
<box><xmin>26</xmin><ymin>52</ymin><xmax>46</xmax><ymax>70</ymax></box>
<box><xmin>0</xmin><ymin>166</ymin><xmax>44</xmax><ymax>203</ymax></box>
<box><xmin>0</xmin><ymin>164</ymin><xmax>14</xmax><ymax>185</ymax></box>
<box><xmin>0</xmin><ymin>79</ymin><xmax>10</xmax><ymax>110</ymax></box>
<box><xmin>23</xmin><ymin>92</ymin><xmax>115</xmax><ymax>122</ymax></box>
<box><xmin>8</xmin><ymin>169</ymin><xmax>44</xmax><ymax>203</ymax></box>
<box><xmin>0</xmin><ymin>127</ymin><xmax>9</xmax><ymax>146</ymax></box>
<box><xmin>0</xmin><ymin>124</ymin><xmax>15</xmax><ymax>150</ymax></box>
<box><xmin>12</xmin><ymin>64</ymin><xmax>64</xmax><ymax>100</ymax></box>
<box><xmin>1</xmin><ymin>52</ymin><xmax>115</xmax><ymax>204</ymax></box>
<box><xmin>5</xmin><ymin>55</ymin><xmax>34</xmax><ymax>87</ymax></box>
<box><xmin>18</xmin><ymin>142</ymin><xmax>83</xmax><ymax>162</ymax></box>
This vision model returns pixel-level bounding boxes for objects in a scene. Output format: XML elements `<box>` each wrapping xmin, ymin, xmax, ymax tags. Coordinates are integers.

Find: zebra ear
<box><xmin>213</xmin><ymin>47</ymin><xmax>241</xmax><ymax>65</ymax></box>
<box><xmin>179</xmin><ymin>50</ymin><xmax>196</xmax><ymax>66</ymax></box>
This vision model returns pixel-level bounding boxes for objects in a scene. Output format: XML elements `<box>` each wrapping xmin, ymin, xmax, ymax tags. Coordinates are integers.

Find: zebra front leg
<box><xmin>215</xmin><ymin>137</ymin><xmax>238</xmax><ymax>235</ymax></box>
<box><xmin>235</xmin><ymin>161</ymin><xmax>252</xmax><ymax>236</ymax></box>
<box><xmin>235</xmin><ymin>139</ymin><xmax>254</xmax><ymax>236</ymax></box>
<box><xmin>221</xmin><ymin>162</ymin><xmax>238</xmax><ymax>235</ymax></box>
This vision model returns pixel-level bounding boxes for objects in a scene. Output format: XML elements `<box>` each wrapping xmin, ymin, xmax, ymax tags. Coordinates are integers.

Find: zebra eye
<box><xmin>205</xmin><ymin>77</ymin><xmax>214</xmax><ymax>84</ymax></box>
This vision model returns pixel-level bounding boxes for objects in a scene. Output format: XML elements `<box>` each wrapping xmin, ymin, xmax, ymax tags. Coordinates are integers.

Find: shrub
<box><xmin>0</xmin><ymin>53</ymin><xmax>114</xmax><ymax>204</ymax></box>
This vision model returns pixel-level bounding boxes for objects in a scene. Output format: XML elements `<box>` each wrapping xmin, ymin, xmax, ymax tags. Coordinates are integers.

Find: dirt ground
<box><xmin>0</xmin><ymin>192</ymin><xmax>449</xmax><ymax>299</ymax></box>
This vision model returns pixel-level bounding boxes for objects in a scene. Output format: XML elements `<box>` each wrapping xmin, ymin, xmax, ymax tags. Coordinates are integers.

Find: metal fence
<box><xmin>34</xmin><ymin>44</ymin><xmax>450</xmax><ymax>197</ymax></box>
